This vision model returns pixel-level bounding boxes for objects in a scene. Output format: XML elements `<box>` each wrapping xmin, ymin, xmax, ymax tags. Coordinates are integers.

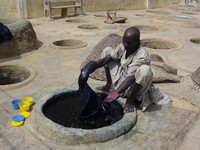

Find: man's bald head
<box><xmin>123</xmin><ymin>27</ymin><xmax>140</xmax><ymax>52</ymax></box>
<box><xmin>124</xmin><ymin>27</ymin><xmax>140</xmax><ymax>41</ymax></box>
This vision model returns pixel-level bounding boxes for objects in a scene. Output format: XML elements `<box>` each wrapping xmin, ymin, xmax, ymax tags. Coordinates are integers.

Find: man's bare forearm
<box><xmin>96</xmin><ymin>54</ymin><xmax>113</xmax><ymax>68</ymax></box>
<box><xmin>116</xmin><ymin>76</ymin><xmax>135</xmax><ymax>94</ymax></box>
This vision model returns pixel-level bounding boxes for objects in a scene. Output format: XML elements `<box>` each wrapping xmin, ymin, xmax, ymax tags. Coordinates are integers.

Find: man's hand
<box><xmin>103</xmin><ymin>89</ymin><xmax>120</xmax><ymax>103</ymax></box>
<box><xmin>79</xmin><ymin>61</ymin><xmax>98</xmax><ymax>84</ymax></box>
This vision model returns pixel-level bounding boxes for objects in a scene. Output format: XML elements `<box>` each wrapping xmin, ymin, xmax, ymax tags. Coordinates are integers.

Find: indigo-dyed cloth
<box><xmin>78</xmin><ymin>82</ymin><xmax>99</xmax><ymax>118</ymax></box>
<box><xmin>0</xmin><ymin>23</ymin><xmax>13</xmax><ymax>43</ymax></box>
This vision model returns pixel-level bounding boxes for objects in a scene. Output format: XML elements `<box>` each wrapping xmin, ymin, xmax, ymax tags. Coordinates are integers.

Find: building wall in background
<box><xmin>83</xmin><ymin>0</ymin><xmax>146</xmax><ymax>12</ymax></box>
<box><xmin>0</xmin><ymin>0</ymin><xmax>20</xmax><ymax>18</ymax></box>
<box><xmin>26</xmin><ymin>0</ymin><xmax>43</xmax><ymax>19</ymax></box>
<box><xmin>1</xmin><ymin>0</ymin><xmax>199</xmax><ymax>19</ymax></box>
<box><xmin>152</xmin><ymin>0</ymin><xmax>179</xmax><ymax>8</ymax></box>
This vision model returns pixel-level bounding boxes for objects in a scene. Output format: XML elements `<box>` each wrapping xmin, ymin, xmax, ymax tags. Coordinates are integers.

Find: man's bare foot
<box><xmin>96</xmin><ymin>85</ymin><xmax>112</xmax><ymax>92</ymax></box>
<box><xmin>124</xmin><ymin>103</ymin><xmax>135</xmax><ymax>113</ymax></box>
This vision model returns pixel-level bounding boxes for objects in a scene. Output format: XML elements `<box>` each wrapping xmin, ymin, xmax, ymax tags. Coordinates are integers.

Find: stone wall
<box><xmin>1</xmin><ymin>0</ymin><xmax>198</xmax><ymax>19</ymax></box>
<box><xmin>83</xmin><ymin>0</ymin><xmax>146</xmax><ymax>12</ymax></box>
<box><xmin>0</xmin><ymin>0</ymin><xmax>20</xmax><ymax>18</ymax></box>
<box><xmin>26</xmin><ymin>0</ymin><xmax>43</xmax><ymax>18</ymax></box>
<box><xmin>152</xmin><ymin>0</ymin><xmax>179</xmax><ymax>8</ymax></box>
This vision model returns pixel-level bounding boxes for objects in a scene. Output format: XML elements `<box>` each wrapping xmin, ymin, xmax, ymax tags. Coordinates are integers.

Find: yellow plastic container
<box><xmin>10</xmin><ymin>121</ymin><xmax>24</xmax><ymax>127</ymax></box>
<box><xmin>18</xmin><ymin>112</ymin><xmax>31</xmax><ymax>118</ymax></box>
<box><xmin>18</xmin><ymin>101</ymin><xmax>30</xmax><ymax>112</ymax></box>
<box><xmin>22</xmin><ymin>97</ymin><xmax>34</xmax><ymax>105</ymax></box>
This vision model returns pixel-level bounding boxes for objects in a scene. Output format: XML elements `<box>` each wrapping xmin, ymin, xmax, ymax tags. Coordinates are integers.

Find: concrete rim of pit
<box><xmin>29</xmin><ymin>85</ymin><xmax>137</xmax><ymax>146</ymax></box>
<box><xmin>0</xmin><ymin>65</ymin><xmax>37</xmax><ymax>90</ymax></box>
<box><xmin>50</xmin><ymin>39</ymin><xmax>87</xmax><ymax>50</ymax></box>
<box><xmin>141</xmin><ymin>37</ymin><xmax>182</xmax><ymax>52</ymax></box>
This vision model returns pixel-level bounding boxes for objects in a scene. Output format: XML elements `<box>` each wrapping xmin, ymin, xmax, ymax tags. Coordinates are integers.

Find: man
<box><xmin>80</xmin><ymin>27</ymin><xmax>164</xmax><ymax>113</ymax></box>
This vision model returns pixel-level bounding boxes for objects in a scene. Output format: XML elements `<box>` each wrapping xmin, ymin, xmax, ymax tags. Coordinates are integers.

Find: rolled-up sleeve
<box><xmin>110</xmin><ymin>44</ymin><xmax>124</xmax><ymax>61</ymax></box>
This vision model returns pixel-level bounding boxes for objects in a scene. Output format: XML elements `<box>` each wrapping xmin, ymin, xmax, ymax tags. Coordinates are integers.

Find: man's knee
<box><xmin>138</xmin><ymin>65</ymin><xmax>152</xmax><ymax>76</ymax></box>
<box><xmin>135</xmin><ymin>65</ymin><xmax>153</xmax><ymax>86</ymax></box>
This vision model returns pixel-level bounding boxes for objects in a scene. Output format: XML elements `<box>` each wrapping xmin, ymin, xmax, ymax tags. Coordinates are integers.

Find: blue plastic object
<box><xmin>11</xmin><ymin>99</ymin><xmax>22</xmax><ymax>110</ymax></box>
<box><xmin>12</xmin><ymin>115</ymin><xmax>25</xmax><ymax>122</ymax></box>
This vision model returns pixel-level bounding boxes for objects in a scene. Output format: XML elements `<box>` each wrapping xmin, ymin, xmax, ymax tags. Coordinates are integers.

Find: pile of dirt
<box><xmin>81</xmin><ymin>33</ymin><xmax>122</xmax><ymax>81</ymax></box>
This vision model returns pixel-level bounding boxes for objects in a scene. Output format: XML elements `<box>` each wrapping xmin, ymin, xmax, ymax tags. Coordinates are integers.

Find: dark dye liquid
<box><xmin>42</xmin><ymin>92</ymin><xmax>123</xmax><ymax>129</ymax></box>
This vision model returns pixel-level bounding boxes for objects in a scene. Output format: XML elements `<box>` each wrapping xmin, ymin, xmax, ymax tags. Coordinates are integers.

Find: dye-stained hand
<box><xmin>103</xmin><ymin>89</ymin><xmax>120</xmax><ymax>103</ymax></box>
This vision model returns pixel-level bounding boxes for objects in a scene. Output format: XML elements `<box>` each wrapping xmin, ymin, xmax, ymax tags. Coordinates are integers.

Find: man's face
<box><xmin>122</xmin><ymin>33</ymin><xmax>139</xmax><ymax>52</ymax></box>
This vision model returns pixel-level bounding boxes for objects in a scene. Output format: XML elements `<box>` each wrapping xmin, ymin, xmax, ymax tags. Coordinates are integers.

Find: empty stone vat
<box><xmin>30</xmin><ymin>86</ymin><xmax>137</xmax><ymax>145</ymax></box>
<box><xmin>181</xmin><ymin>11</ymin><xmax>197</xmax><ymax>15</ymax></box>
<box><xmin>0</xmin><ymin>65</ymin><xmax>36</xmax><ymax>90</ymax></box>
<box><xmin>65</xmin><ymin>19</ymin><xmax>88</xmax><ymax>23</ymax></box>
<box><xmin>134</xmin><ymin>25</ymin><xmax>160</xmax><ymax>32</ymax></box>
<box><xmin>190</xmin><ymin>38</ymin><xmax>200</xmax><ymax>45</ymax></box>
<box><xmin>152</xmin><ymin>17</ymin><xmax>200</xmax><ymax>28</ymax></box>
<box><xmin>146</xmin><ymin>10</ymin><xmax>170</xmax><ymax>15</ymax></box>
<box><xmin>141</xmin><ymin>38</ymin><xmax>182</xmax><ymax>51</ymax></box>
<box><xmin>77</xmin><ymin>24</ymin><xmax>100</xmax><ymax>30</ymax></box>
<box><xmin>51</xmin><ymin>39</ymin><xmax>87</xmax><ymax>49</ymax></box>
<box><xmin>94</xmin><ymin>14</ymin><xmax>107</xmax><ymax>18</ymax></box>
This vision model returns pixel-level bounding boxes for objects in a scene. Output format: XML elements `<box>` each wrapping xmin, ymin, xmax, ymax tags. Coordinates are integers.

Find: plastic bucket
<box><xmin>19</xmin><ymin>101</ymin><xmax>30</xmax><ymax>112</ymax></box>
<box><xmin>22</xmin><ymin>97</ymin><xmax>33</xmax><ymax>105</ymax></box>
<box><xmin>11</xmin><ymin>99</ymin><xmax>22</xmax><ymax>110</ymax></box>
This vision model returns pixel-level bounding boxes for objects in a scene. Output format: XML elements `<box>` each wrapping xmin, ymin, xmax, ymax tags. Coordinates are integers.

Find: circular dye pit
<box><xmin>114</xmin><ymin>17</ymin><xmax>127</xmax><ymax>24</ymax></box>
<box><xmin>94</xmin><ymin>14</ymin><xmax>107</xmax><ymax>18</ymax></box>
<box><xmin>51</xmin><ymin>39</ymin><xmax>87</xmax><ymax>49</ymax></box>
<box><xmin>0</xmin><ymin>65</ymin><xmax>36</xmax><ymax>90</ymax></box>
<box><xmin>135</xmin><ymin>13</ymin><xmax>152</xmax><ymax>17</ymax></box>
<box><xmin>152</xmin><ymin>18</ymin><xmax>200</xmax><ymax>28</ymax></box>
<box><xmin>65</xmin><ymin>19</ymin><xmax>88</xmax><ymax>23</ymax></box>
<box><xmin>181</xmin><ymin>11</ymin><xmax>197</xmax><ymax>15</ymax></box>
<box><xmin>30</xmin><ymin>87</ymin><xmax>137</xmax><ymax>145</ymax></box>
<box><xmin>0</xmin><ymin>65</ymin><xmax>30</xmax><ymax>85</ymax></box>
<box><xmin>171</xmin><ymin>15</ymin><xmax>193</xmax><ymax>20</ymax></box>
<box><xmin>134</xmin><ymin>25</ymin><xmax>160</xmax><ymax>32</ymax></box>
<box><xmin>146</xmin><ymin>10</ymin><xmax>170</xmax><ymax>15</ymax></box>
<box><xmin>141</xmin><ymin>38</ymin><xmax>182</xmax><ymax>51</ymax></box>
<box><xmin>43</xmin><ymin>92</ymin><xmax>123</xmax><ymax>129</ymax></box>
<box><xmin>190</xmin><ymin>38</ymin><xmax>200</xmax><ymax>45</ymax></box>
<box><xmin>77</xmin><ymin>24</ymin><xmax>100</xmax><ymax>30</ymax></box>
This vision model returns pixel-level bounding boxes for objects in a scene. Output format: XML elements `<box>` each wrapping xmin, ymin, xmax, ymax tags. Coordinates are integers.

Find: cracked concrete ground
<box><xmin>0</xmin><ymin>5</ymin><xmax>200</xmax><ymax>150</ymax></box>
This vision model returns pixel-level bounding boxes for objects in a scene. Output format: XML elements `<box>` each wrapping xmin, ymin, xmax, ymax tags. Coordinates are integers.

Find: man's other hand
<box><xmin>103</xmin><ymin>89</ymin><xmax>120</xmax><ymax>103</ymax></box>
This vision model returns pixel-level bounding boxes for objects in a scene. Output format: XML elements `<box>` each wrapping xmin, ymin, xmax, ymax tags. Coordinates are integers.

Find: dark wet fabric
<box><xmin>78</xmin><ymin>61</ymin><xmax>99</xmax><ymax>118</ymax></box>
<box><xmin>78</xmin><ymin>76</ymin><xmax>112</xmax><ymax>124</ymax></box>
<box><xmin>78</xmin><ymin>81</ymin><xmax>99</xmax><ymax>118</ymax></box>
<box><xmin>0</xmin><ymin>23</ymin><xmax>13</xmax><ymax>43</ymax></box>
<box><xmin>78</xmin><ymin>61</ymin><xmax>112</xmax><ymax>123</ymax></box>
